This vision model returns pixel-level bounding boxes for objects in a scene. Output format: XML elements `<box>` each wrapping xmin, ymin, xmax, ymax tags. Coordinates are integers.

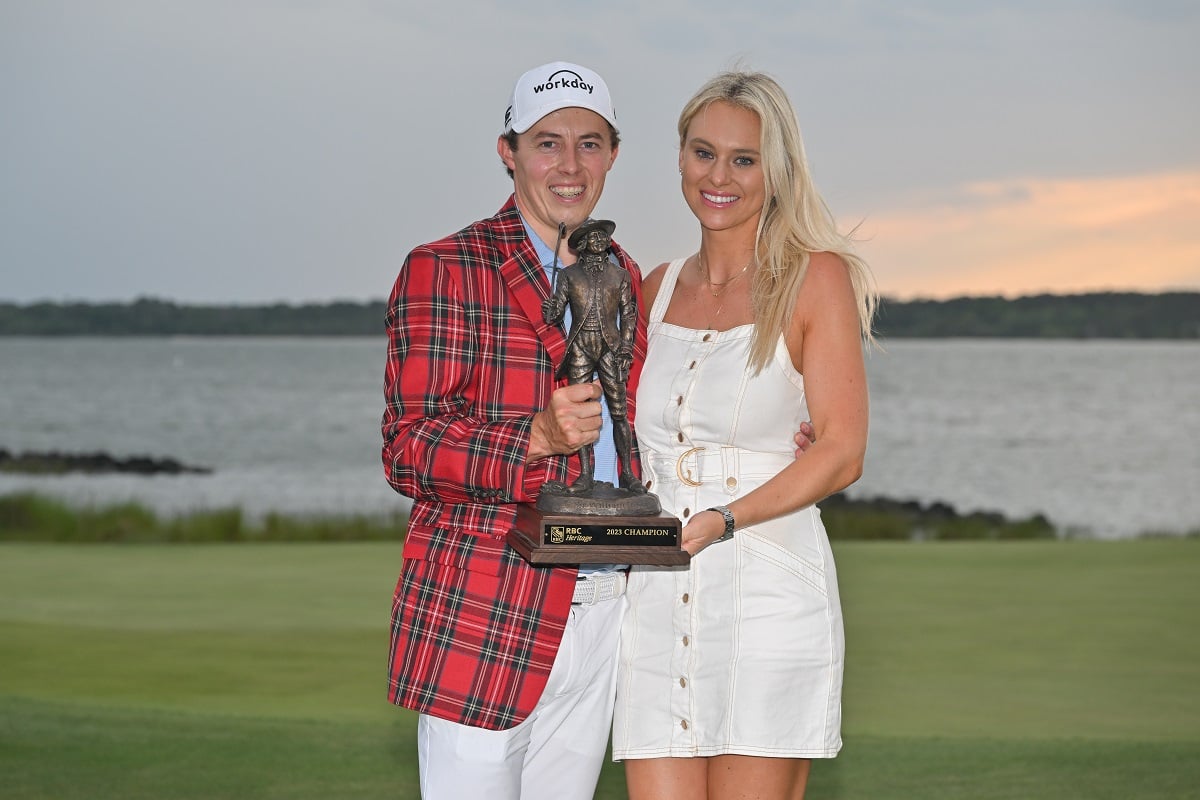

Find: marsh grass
<box><xmin>0</xmin><ymin>491</ymin><xmax>1062</xmax><ymax>544</ymax></box>
<box><xmin>0</xmin><ymin>492</ymin><xmax>407</xmax><ymax>543</ymax></box>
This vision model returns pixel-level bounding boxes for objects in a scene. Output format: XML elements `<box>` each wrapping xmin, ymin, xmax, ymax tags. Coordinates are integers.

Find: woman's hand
<box><xmin>794</xmin><ymin>421</ymin><xmax>816</xmax><ymax>456</ymax></box>
<box><xmin>680</xmin><ymin>509</ymin><xmax>729</xmax><ymax>556</ymax></box>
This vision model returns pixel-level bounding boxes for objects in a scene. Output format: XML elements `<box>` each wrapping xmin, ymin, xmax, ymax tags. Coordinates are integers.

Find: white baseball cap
<box><xmin>502</xmin><ymin>61</ymin><xmax>618</xmax><ymax>135</ymax></box>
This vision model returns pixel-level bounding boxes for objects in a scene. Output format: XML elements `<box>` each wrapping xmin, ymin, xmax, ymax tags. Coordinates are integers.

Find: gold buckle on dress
<box><xmin>675</xmin><ymin>446</ymin><xmax>706</xmax><ymax>487</ymax></box>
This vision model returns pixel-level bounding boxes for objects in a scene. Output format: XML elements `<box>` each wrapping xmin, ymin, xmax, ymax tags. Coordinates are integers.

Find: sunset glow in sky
<box><xmin>856</xmin><ymin>170</ymin><xmax>1200</xmax><ymax>299</ymax></box>
<box><xmin>3</xmin><ymin>1</ymin><xmax>1197</xmax><ymax>303</ymax></box>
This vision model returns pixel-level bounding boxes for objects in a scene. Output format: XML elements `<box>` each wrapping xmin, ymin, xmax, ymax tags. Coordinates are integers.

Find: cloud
<box><xmin>854</xmin><ymin>170</ymin><xmax>1200</xmax><ymax>299</ymax></box>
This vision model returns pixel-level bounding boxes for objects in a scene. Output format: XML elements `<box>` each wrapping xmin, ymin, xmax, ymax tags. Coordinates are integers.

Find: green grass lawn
<box><xmin>2</xmin><ymin>540</ymin><xmax>1197</xmax><ymax>799</ymax></box>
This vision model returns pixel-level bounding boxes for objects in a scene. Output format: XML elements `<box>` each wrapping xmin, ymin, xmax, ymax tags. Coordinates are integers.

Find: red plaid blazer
<box><xmin>382</xmin><ymin>196</ymin><xmax>647</xmax><ymax>730</ymax></box>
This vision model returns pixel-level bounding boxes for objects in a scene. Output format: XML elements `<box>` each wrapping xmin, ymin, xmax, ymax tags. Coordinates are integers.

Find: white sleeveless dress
<box><xmin>613</xmin><ymin>257</ymin><xmax>844</xmax><ymax>760</ymax></box>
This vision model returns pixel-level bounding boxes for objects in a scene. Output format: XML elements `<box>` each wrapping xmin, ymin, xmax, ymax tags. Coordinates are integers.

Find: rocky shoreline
<box><xmin>0</xmin><ymin>449</ymin><xmax>213</xmax><ymax>476</ymax></box>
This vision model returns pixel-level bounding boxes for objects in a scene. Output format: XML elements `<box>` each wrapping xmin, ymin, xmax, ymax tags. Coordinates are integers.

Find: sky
<box><xmin>2</xmin><ymin>0</ymin><xmax>1198</xmax><ymax>304</ymax></box>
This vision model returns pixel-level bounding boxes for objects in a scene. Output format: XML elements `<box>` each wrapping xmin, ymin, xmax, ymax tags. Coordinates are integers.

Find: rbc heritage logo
<box><xmin>550</xmin><ymin>526</ymin><xmax>566</xmax><ymax>544</ymax></box>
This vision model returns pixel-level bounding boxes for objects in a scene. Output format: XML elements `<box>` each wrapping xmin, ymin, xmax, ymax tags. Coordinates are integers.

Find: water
<box><xmin>858</xmin><ymin>339</ymin><xmax>1199</xmax><ymax>538</ymax></box>
<box><xmin>0</xmin><ymin>337</ymin><xmax>395</xmax><ymax>520</ymax></box>
<box><xmin>1</xmin><ymin>337</ymin><xmax>1197</xmax><ymax>538</ymax></box>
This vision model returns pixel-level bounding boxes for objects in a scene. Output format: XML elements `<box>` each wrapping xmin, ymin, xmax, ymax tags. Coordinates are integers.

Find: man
<box><xmin>542</xmin><ymin>219</ymin><xmax>645</xmax><ymax>495</ymax></box>
<box><xmin>381</xmin><ymin>61</ymin><xmax>640</xmax><ymax>800</ymax></box>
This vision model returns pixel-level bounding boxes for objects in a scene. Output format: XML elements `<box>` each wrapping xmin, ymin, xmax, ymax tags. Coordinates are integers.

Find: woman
<box><xmin>613</xmin><ymin>71</ymin><xmax>877</xmax><ymax>799</ymax></box>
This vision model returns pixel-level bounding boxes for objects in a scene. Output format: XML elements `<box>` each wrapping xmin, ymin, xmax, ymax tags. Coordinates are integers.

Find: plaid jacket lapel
<box><xmin>493</xmin><ymin>219</ymin><xmax>569</xmax><ymax>375</ymax></box>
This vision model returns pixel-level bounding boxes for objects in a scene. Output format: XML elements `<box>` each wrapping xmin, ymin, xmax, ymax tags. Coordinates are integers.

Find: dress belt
<box><xmin>644</xmin><ymin>446</ymin><xmax>792</xmax><ymax>489</ymax></box>
<box><xmin>572</xmin><ymin>571</ymin><xmax>627</xmax><ymax>605</ymax></box>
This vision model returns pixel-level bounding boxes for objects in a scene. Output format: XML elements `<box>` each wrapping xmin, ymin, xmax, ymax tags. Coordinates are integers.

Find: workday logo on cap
<box><xmin>503</xmin><ymin>61</ymin><xmax>618</xmax><ymax>135</ymax></box>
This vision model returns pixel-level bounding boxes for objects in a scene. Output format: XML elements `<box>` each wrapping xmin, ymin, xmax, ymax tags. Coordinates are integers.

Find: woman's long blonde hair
<box><xmin>678</xmin><ymin>71</ymin><xmax>878</xmax><ymax>372</ymax></box>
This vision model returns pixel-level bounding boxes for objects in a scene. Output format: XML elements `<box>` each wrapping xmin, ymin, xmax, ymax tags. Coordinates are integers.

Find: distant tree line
<box><xmin>874</xmin><ymin>292</ymin><xmax>1199</xmax><ymax>338</ymax></box>
<box><xmin>0</xmin><ymin>292</ymin><xmax>1196</xmax><ymax>338</ymax></box>
<box><xmin>0</xmin><ymin>298</ymin><xmax>387</xmax><ymax>336</ymax></box>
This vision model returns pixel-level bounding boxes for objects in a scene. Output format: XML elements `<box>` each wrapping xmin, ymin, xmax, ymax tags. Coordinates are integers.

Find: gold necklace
<box><xmin>698</xmin><ymin>252</ymin><xmax>753</xmax><ymax>297</ymax></box>
<box><xmin>697</xmin><ymin>253</ymin><xmax>754</xmax><ymax>329</ymax></box>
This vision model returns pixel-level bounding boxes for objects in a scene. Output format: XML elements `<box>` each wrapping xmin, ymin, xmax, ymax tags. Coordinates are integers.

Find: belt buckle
<box><xmin>675</xmin><ymin>446</ymin><xmax>706</xmax><ymax>487</ymax></box>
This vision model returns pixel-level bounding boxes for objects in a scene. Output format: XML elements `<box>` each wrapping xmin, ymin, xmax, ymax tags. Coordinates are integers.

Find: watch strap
<box><xmin>707</xmin><ymin>505</ymin><xmax>736</xmax><ymax>542</ymax></box>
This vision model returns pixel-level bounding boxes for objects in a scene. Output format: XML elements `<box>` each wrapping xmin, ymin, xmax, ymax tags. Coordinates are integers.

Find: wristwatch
<box><xmin>707</xmin><ymin>505</ymin><xmax>736</xmax><ymax>542</ymax></box>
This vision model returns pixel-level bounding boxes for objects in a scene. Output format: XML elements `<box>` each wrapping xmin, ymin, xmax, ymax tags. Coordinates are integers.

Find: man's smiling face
<box><xmin>498</xmin><ymin>106</ymin><xmax>618</xmax><ymax>248</ymax></box>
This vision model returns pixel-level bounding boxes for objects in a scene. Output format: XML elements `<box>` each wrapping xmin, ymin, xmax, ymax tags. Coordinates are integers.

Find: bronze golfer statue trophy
<box><xmin>507</xmin><ymin>219</ymin><xmax>687</xmax><ymax>565</ymax></box>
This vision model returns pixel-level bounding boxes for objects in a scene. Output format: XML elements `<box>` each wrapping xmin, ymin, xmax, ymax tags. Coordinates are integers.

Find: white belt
<box><xmin>572</xmin><ymin>571</ymin><xmax>627</xmax><ymax>605</ymax></box>
<box><xmin>645</xmin><ymin>446</ymin><xmax>791</xmax><ymax>489</ymax></box>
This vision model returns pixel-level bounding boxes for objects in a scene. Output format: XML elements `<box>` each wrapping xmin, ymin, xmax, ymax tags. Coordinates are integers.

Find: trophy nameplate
<box><xmin>508</xmin><ymin>503</ymin><xmax>688</xmax><ymax>566</ymax></box>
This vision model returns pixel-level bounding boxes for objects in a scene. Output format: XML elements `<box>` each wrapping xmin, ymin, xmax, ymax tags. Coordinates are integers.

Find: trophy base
<box><xmin>508</xmin><ymin>504</ymin><xmax>688</xmax><ymax>566</ymax></box>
